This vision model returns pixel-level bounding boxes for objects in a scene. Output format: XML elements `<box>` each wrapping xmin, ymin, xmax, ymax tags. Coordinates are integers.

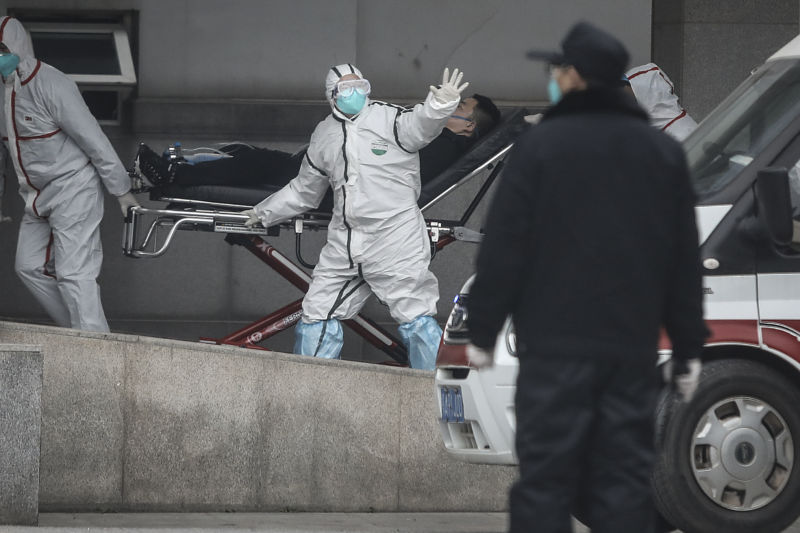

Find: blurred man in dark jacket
<box><xmin>466</xmin><ymin>22</ymin><xmax>708</xmax><ymax>533</ymax></box>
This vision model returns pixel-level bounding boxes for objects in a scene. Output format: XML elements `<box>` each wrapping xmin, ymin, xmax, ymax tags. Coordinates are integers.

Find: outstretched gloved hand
<box><xmin>117</xmin><ymin>191</ymin><xmax>140</xmax><ymax>217</ymax></box>
<box><xmin>662</xmin><ymin>358</ymin><xmax>702</xmax><ymax>403</ymax></box>
<box><xmin>242</xmin><ymin>209</ymin><xmax>262</xmax><ymax>227</ymax></box>
<box><xmin>430</xmin><ymin>67</ymin><xmax>469</xmax><ymax>106</ymax></box>
<box><xmin>466</xmin><ymin>343</ymin><xmax>494</xmax><ymax>369</ymax></box>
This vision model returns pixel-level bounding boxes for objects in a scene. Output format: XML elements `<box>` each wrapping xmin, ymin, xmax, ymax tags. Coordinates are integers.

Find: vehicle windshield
<box><xmin>685</xmin><ymin>59</ymin><xmax>800</xmax><ymax>200</ymax></box>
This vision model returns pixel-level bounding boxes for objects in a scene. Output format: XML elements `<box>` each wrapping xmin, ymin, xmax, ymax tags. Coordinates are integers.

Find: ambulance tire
<box><xmin>652</xmin><ymin>359</ymin><xmax>800</xmax><ymax>533</ymax></box>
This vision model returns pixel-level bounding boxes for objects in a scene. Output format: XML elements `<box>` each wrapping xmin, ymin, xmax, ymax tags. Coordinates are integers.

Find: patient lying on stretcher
<box><xmin>134</xmin><ymin>94</ymin><xmax>499</xmax><ymax>190</ymax></box>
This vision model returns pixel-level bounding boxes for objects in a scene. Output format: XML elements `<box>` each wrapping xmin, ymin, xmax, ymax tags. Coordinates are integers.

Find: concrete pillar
<box><xmin>0</xmin><ymin>345</ymin><xmax>42</xmax><ymax>526</ymax></box>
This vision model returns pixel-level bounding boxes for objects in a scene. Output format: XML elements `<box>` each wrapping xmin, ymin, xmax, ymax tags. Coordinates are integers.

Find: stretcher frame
<box><xmin>122</xmin><ymin>111</ymin><xmax>528</xmax><ymax>365</ymax></box>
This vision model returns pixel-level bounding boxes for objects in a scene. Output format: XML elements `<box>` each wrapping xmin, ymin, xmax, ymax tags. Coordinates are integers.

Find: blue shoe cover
<box><xmin>398</xmin><ymin>315</ymin><xmax>442</xmax><ymax>370</ymax></box>
<box><xmin>294</xmin><ymin>319</ymin><xmax>343</xmax><ymax>359</ymax></box>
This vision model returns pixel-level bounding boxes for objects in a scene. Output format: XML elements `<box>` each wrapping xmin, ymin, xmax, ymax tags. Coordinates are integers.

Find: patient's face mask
<box><xmin>0</xmin><ymin>52</ymin><xmax>19</xmax><ymax>78</ymax></box>
<box><xmin>334</xmin><ymin>78</ymin><xmax>370</xmax><ymax>115</ymax></box>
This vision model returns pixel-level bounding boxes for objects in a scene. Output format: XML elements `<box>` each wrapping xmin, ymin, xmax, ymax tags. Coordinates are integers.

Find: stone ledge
<box><xmin>0</xmin><ymin>346</ymin><xmax>43</xmax><ymax>525</ymax></box>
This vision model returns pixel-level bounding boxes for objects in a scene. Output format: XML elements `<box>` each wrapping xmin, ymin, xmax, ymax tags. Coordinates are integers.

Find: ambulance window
<box><xmin>686</xmin><ymin>60</ymin><xmax>800</xmax><ymax>200</ymax></box>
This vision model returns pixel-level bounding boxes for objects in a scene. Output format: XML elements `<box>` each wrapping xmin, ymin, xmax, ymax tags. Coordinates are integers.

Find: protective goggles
<box><xmin>334</xmin><ymin>78</ymin><xmax>371</xmax><ymax>98</ymax></box>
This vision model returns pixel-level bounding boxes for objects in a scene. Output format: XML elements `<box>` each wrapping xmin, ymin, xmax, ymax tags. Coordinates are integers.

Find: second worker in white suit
<box><xmin>245</xmin><ymin>64</ymin><xmax>468</xmax><ymax>369</ymax></box>
<box><xmin>0</xmin><ymin>16</ymin><xmax>138</xmax><ymax>332</ymax></box>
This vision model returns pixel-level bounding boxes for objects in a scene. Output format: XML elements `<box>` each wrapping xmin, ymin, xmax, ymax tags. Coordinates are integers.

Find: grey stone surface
<box><xmin>682</xmin><ymin>21</ymin><xmax>799</xmax><ymax>118</ymax></box>
<box><xmin>123</xmin><ymin>343</ymin><xmax>265</xmax><ymax>510</ymax></box>
<box><xmin>0</xmin><ymin>345</ymin><xmax>42</xmax><ymax>526</ymax></box>
<box><xmin>652</xmin><ymin>0</ymin><xmax>684</xmax><ymax>24</ymax></box>
<box><xmin>684</xmin><ymin>0</ymin><xmax>797</xmax><ymax>24</ymax></box>
<box><xmin>0</xmin><ymin>322</ymin><xmax>514</xmax><ymax>512</ymax></box>
<box><xmin>37</xmin><ymin>337</ymin><xmax>126</xmax><ymax>512</ymax></box>
<box><xmin>0</xmin><ymin>0</ymin><xmax>652</xmax><ymax>354</ymax></box>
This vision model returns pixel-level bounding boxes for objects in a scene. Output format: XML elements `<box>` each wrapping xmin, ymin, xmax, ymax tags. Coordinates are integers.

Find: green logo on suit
<box><xmin>371</xmin><ymin>141</ymin><xmax>388</xmax><ymax>156</ymax></box>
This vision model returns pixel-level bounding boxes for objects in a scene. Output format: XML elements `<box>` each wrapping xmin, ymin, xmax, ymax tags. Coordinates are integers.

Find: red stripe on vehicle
<box><xmin>11</xmin><ymin>89</ymin><xmax>41</xmax><ymax>217</ymax></box>
<box><xmin>760</xmin><ymin>320</ymin><xmax>800</xmax><ymax>364</ymax></box>
<box><xmin>20</xmin><ymin>60</ymin><xmax>40</xmax><ymax>85</ymax></box>
<box><xmin>659</xmin><ymin>319</ymin><xmax>759</xmax><ymax>351</ymax></box>
<box><xmin>0</xmin><ymin>16</ymin><xmax>9</xmax><ymax>42</ymax></box>
<box><xmin>436</xmin><ymin>343</ymin><xmax>470</xmax><ymax>368</ymax></box>
<box><xmin>17</xmin><ymin>128</ymin><xmax>61</xmax><ymax>141</ymax></box>
<box><xmin>43</xmin><ymin>231</ymin><xmax>56</xmax><ymax>279</ymax></box>
<box><xmin>626</xmin><ymin>65</ymin><xmax>660</xmax><ymax>80</ymax></box>
<box><xmin>662</xmin><ymin>110</ymin><xmax>687</xmax><ymax>132</ymax></box>
<box><xmin>761</xmin><ymin>328</ymin><xmax>800</xmax><ymax>363</ymax></box>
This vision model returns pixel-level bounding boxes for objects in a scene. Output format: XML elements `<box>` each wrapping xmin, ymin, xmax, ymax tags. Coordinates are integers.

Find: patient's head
<box><xmin>446</xmin><ymin>94</ymin><xmax>501</xmax><ymax>138</ymax></box>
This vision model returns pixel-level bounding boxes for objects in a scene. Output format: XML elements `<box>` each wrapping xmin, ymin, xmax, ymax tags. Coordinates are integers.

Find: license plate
<box><xmin>440</xmin><ymin>386</ymin><xmax>465</xmax><ymax>423</ymax></box>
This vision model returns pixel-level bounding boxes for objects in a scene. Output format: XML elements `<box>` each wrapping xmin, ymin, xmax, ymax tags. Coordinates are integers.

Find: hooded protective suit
<box><xmin>253</xmin><ymin>64</ymin><xmax>458</xmax><ymax>368</ymax></box>
<box><xmin>626</xmin><ymin>63</ymin><xmax>697</xmax><ymax>141</ymax></box>
<box><xmin>0</xmin><ymin>16</ymin><xmax>132</xmax><ymax>332</ymax></box>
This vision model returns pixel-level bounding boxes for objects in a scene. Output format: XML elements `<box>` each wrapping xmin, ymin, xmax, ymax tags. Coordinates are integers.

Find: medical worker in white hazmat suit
<box><xmin>0</xmin><ymin>16</ymin><xmax>139</xmax><ymax>332</ymax></box>
<box><xmin>626</xmin><ymin>63</ymin><xmax>697</xmax><ymax>141</ymax></box>
<box><xmin>245</xmin><ymin>64</ymin><xmax>468</xmax><ymax>369</ymax></box>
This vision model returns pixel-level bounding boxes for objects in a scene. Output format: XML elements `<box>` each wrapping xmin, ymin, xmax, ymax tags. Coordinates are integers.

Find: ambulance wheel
<box><xmin>652</xmin><ymin>359</ymin><xmax>800</xmax><ymax>533</ymax></box>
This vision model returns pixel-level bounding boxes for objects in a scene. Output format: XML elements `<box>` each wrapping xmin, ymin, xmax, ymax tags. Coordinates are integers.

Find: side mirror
<box><xmin>755</xmin><ymin>167</ymin><xmax>793</xmax><ymax>245</ymax></box>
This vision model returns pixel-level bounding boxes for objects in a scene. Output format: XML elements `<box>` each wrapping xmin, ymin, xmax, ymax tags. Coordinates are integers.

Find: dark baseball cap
<box><xmin>527</xmin><ymin>21</ymin><xmax>630</xmax><ymax>85</ymax></box>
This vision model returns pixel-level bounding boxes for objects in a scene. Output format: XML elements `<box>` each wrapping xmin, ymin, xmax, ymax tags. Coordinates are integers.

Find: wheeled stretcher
<box><xmin>122</xmin><ymin>109</ymin><xmax>529</xmax><ymax>365</ymax></box>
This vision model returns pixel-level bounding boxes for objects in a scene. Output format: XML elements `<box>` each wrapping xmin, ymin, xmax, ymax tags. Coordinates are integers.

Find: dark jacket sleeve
<box><xmin>419</xmin><ymin>129</ymin><xmax>471</xmax><ymax>183</ymax></box>
<box><xmin>662</xmin><ymin>148</ymin><xmax>710</xmax><ymax>361</ymax></box>
<box><xmin>467</xmin><ymin>138</ymin><xmax>537</xmax><ymax>349</ymax></box>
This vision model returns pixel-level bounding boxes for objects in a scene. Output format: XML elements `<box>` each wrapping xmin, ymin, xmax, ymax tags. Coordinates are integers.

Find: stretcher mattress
<box><xmin>149</xmin><ymin>109</ymin><xmax>530</xmax><ymax>213</ymax></box>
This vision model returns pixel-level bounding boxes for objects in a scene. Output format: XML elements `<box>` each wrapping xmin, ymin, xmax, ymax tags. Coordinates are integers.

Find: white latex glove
<box><xmin>524</xmin><ymin>113</ymin><xmax>543</xmax><ymax>125</ymax></box>
<box><xmin>466</xmin><ymin>343</ymin><xmax>494</xmax><ymax>369</ymax></box>
<box><xmin>0</xmin><ymin>209</ymin><xmax>10</xmax><ymax>223</ymax></box>
<box><xmin>663</xmin><ymin>358</ymin><xmax>702</xmax><ymax>403</ymax></box>
<box><xmin>429</xmin><ymin>67</ymin><xmax>469</xmax><ymax>106</ymax></box>
<box><xmin>117</xmin><ymin>191</ymin><xmax>140</xmax><ymax>217</ymax></box>
<box><xmin>242</xmin><ymin>209</ymin><xmax>261</xmax><ymax>227</ymax></box>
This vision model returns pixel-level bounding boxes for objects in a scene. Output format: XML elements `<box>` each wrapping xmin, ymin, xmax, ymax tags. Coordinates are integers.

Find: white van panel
<box><xmin>757</xmin><ymin>273</ymin><xmax>800</xmax><ymax>319</ymax></box>
<box><xmin>704</xmin><ymin>275</ymin><xmax>758</xmax><ymax>319</ymax></box>
<box><xmin>695</xmin><ymin>204</ymin><xmax>732</xmax><ymax>244</ymax></box>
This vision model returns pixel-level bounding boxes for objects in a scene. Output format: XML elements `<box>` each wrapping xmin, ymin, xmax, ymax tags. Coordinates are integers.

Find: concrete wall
<box><xmin>1</xmin><ymin>0</ymin><xmax>794</xmax><ymax>360</ymax></box>
<box><xmin>0</xmin><ymin>345</ymin><xmax>42</xmax><ymax>526</ymax></box>
<box><xmin>0</xmin><ymin>0</ymin><xmax>648</xmax><ymax>359</ymax></box>
<box><xmin>653</xmin><ymin>0</ymin><xmax>799</xmax><ymax>120</ymax></box>
<box><xmin>0</xmin><ymin>321</ymin><xmax>516</xmax><ymax>512</ymax></box>
<box><xmin>2</xmin><ymin>0</ymin><xmax>651</xmax><ymax>102</ymax></box>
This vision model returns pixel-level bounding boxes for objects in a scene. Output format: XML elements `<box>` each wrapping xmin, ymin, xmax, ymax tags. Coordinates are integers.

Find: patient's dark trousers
<box><xmin>509</xmin><ymin>353</ymin><xmax>660</xmax><ymax>533</ymax></box>
<box><xmin>174</xmin><ymin>147</ymin><xmax>303</xmax><ymax>187</ymax></box>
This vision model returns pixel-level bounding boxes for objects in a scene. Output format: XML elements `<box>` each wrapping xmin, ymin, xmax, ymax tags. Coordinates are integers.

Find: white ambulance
<box><xmin>435</xmin><ymin>35</ymin><xmax>800</xmax><ymax>533</ymax></box>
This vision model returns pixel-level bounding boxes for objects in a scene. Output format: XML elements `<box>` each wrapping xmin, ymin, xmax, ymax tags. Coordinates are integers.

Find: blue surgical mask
<box><xmin>547</xmin><ymin>77</ymin><xmax>562</xmax><ymax>105</ymax></box>
<box><xmin>336</xmin><ymin>91</ymin><xmax>367</xmax><ymax>115</ymax></box>
<box><xmin>0</xmin><ymin>53</ymin><xmax>19</xmax><ymax>78</ymax></box>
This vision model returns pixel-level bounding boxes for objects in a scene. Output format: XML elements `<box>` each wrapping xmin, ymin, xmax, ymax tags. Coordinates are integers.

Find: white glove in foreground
<box><xmin>429</xmin><ymin>67</ymin><xmax>470</xmax><ymax>106</ymax></box>
<box><xmin>663</xmin><ymin>358</ymin><xmax>702</xmax><ymax>403</ymax></box>
<box><xmin>466</xmin><ymin>343</ymin><xmax>494</xmax><ymax>369</ymax></box>
<box><xmin>242</xmin><ymin>209</ymin><xmax>261</xmax><ymax>227</ymax></box>
<box><xmin>117</xmin><ymin>191</ymin><xmax>140</xmax><ymax>217</ymax></box>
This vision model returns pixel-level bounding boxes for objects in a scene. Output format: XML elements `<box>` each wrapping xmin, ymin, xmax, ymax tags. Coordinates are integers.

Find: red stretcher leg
<box><xmin>201</xmin><ymin>234</ymin><xmax>411</xmax><ymax>365</ymax></box>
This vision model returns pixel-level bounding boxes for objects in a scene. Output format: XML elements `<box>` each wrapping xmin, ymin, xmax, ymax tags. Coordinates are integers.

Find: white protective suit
<box><xmin>253</xmin><ymin>64</ymin><xmax>458</xmax><ymax>368</ymax></box>
<box><xmin>627</xmin><ymin>63</ymin><xmax>698</xmax><ymax>141</ymax></box>
<box><xmin>0</xmin><ymin>17</ymin><xmax>132</xmax><ymax>332</ymax></box>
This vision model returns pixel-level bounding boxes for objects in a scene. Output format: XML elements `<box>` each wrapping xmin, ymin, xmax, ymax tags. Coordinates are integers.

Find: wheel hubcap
<box><xmin>691</xmin><ymin>396</ymin><xmax>794</xmax><ymax>511</ymax></box>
